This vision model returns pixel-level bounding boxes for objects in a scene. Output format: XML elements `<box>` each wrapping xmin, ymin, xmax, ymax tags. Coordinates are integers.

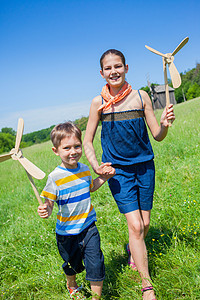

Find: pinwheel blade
<box><xmin>145</xmin><ymin>45</ymin><xmax>168</xmax><ymax>58</ymax></box>
<box><xmin>168</xmin><ymin>62</ymin><xmax>181</xmax><ymax>88</ymax></box>
<box><xmin>17</xmin><ymin>156</ymin><xmax>45</xmax><ymax>179</ymax></box>
<box><xmin>15</xmin><ymin>118</ymin><xmax>24</xmax><ymax>152</ymax></box>
<box><xmin>0</xmin><ymin>153</ymin><xmax>12</xmax><ymax>162</ymax></box>
<box><xmin>172</xmin><ymin>37</ymin><xmax>189</xmax><ymax>56</ymax></box>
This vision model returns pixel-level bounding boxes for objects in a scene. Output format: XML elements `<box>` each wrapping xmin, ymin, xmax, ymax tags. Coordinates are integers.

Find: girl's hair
<box><xmin>100</xmin><ymin>49</ymin><xmax>126</xmax><ymax>70</ymax></box>
<box><xmin>50</xmin><ymin>122</ymin><xmax>82</xmax><ymax>148</ymax></box>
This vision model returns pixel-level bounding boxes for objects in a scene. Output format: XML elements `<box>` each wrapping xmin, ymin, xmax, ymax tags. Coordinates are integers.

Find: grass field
<box><xmin>0</xmin><ymin>98</ymin><xmax>200</xmax><ymax>299</ymax></box>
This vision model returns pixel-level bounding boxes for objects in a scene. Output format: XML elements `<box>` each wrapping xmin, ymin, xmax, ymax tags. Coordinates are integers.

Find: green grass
<box><xmin>0</xmin><ymin>98</ymin><xmax>200</xmax><ymax>299</ymax></box>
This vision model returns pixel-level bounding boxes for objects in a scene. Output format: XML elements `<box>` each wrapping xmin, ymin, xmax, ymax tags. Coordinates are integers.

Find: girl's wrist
<box><xmin>160</xmin><ymin>120</ymin><xmax>168</xmax><ymax>129</ymax></box>
<box><xmin>93</xmin><ymin>163</ymin><xmax>100</xmax><ymax>173</ymax></box>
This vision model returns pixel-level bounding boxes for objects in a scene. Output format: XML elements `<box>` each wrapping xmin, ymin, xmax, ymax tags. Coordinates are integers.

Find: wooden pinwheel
<box><xmin>0</xmin><ymin>118</ymin><xmax>45</xmax><ymax>205</ymax></box>
<box><xmin>145</xmin><ymin>37</ymin><xmax>189</xmax><ymax>108</ymax></box>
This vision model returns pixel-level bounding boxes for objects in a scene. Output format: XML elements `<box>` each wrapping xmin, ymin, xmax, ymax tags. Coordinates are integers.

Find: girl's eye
<box><xmin>75</xmin><ymin>145</ymin><xmax>81</xmax><ymax>149</ymax></box>
<box><xmin>115</xmin><ymin>65</ymin><xmax>123</xmax><ymax>68</ymax></box>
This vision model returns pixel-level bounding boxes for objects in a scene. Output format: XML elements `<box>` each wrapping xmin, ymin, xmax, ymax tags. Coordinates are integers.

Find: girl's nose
<box><xmin>111</xmin><ymin>67</ymin><xmax>117</xmax><ymax>74</ymax></box>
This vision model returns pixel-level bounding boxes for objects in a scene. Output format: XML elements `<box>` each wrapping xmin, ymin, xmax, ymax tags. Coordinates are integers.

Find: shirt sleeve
<box><xmin>40</xmin><ymin>175</ymin><xmax>57</xmax><ymax>202</ymax></box>
<box><xmin>89</xmin><ymin>170</ymin><xmax>94</xmax><ymax>191</ymax></box>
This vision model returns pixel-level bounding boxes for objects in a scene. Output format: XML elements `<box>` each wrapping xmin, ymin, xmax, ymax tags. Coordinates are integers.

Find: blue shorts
<box><xmin>108</xmin><ymin>160</ymin><xmax>155</xmax><ymax>214</ymax></box>
<box><xmin>56</xmin><ymin>222</ymin><xmax>105</xmax><ymax>281</ymax></box>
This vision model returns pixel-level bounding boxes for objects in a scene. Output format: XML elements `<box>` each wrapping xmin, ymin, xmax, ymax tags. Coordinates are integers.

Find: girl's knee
<box><xmin>144</xmin><ymin>220</ymin><xmax>150</xmax><ymax>230</ymax></box>
<box><xmin>128</xmin><ymin>219</ymin><xmax>144</xmax><ymax>238</ymax></box>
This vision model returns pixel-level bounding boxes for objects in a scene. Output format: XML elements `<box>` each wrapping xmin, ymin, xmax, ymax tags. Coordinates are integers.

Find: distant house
<box><xmin>151</xmin><ymin>84</ymin><xmax>176</xmax><ymax>109</ymax></box>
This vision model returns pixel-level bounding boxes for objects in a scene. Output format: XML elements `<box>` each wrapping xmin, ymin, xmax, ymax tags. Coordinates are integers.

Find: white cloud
<box><xmin>0</xmin><ymin>100</ymin><xmax>91</xmax><ymax>133</ymax></box>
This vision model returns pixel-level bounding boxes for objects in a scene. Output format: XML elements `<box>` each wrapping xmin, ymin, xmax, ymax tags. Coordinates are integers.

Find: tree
<box><xmin>0</xmin><ymin>133</ymin><xmax>15</xmax><ymax>153</ymax></box>
<box><xmin>186</xmin><ymin>82</ymin><xmax>200</xmax><ymax>100</ymax></box>
<box><xmin>1</xmin><ymin>127</ymin><xmax>16</xmax><ymax>136</ymax></box>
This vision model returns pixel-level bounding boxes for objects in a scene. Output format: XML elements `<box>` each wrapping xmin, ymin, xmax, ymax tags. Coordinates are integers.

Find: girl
<box><xmin>83</xmin><ymin>49</ymin><xmax>175</xmax><ymax>300</ymax></box>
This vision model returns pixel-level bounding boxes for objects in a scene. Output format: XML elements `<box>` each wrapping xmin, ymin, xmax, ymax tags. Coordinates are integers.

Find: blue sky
<box><xmin>0</xmin><ymin>0</ymin><xmax>199</xmax><ymax>133</ymax></box>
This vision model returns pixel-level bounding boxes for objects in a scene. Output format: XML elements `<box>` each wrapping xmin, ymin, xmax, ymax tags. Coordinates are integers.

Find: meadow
<box><xmin>0</xmin><ymin>98</ymin><xmax>199</xmax><ymax>299</ymax></box>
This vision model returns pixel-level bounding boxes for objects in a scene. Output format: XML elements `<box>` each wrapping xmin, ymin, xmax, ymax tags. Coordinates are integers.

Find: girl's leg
<box><xmin>125</xmin><ymin>210</ymin><xmax>156</xmax><ymax>300</ymax></box>
<box><xmin>141</xmin><ymin>209</ymin><xmax>151</xmax><ymax>238</ymax></box>
<box><xmin>128</xmin><ymin>210</ymin><xmax>151</xmax><ymax>267</ymax></box>
<box><xmin>90</xmin><ymin>280</ymin><xmax>103</xmax><ymax>300</ymax></box>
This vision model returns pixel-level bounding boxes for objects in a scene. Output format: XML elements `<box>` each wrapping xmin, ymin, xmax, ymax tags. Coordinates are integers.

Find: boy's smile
<box><xmin>52</xmin><ymin>134</ymin><xmax>82</xmax><ymax>169</ymax></box>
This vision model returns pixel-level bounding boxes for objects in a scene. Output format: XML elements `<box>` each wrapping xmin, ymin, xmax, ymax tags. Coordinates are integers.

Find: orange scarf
<box><xmin>98</xmin><ymin>81</ymin><xmax>132</xmax><ymax>111</ymax></box>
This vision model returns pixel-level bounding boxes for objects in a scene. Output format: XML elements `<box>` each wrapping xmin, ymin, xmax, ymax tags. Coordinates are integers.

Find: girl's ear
<box><xmin>100</xmin><ymin>69</ymin><xmax>105</xmax><ymax>79</ymax></box>
<box><xmin>125</xmin><ymin>64</ymin><xmax>129</xmax><ymax>73</ymax></box>
<box><xmin>52</xmin><ymin>147</ymin><xmax>59</xmax><ymax>156</ymax></box>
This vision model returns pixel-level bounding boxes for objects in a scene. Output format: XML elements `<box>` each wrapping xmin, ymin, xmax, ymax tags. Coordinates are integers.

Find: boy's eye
<box><xmin>75</xmin><ymin>145</ymin><xmax>81</xmax><ymax>149</ymax></box>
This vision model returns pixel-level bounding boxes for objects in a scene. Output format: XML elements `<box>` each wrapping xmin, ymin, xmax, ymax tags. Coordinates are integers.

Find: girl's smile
<box><xmin>100</xmin><ymin>54</ymin><xmax>128</xmax><ymax>94</ymax></box>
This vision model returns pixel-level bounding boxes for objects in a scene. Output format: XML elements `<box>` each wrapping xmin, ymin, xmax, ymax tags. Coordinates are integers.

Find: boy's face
<box><xmin>52</xmin><ymin>134</ymin><xmax>82</xmax><ymax>169</ymax></box>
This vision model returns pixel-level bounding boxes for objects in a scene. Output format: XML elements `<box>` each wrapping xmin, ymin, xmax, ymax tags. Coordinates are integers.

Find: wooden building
<box><xmin>151</xmin><ymin>84</ymin><xmax>176</xmax><ymax>109</ymax></box>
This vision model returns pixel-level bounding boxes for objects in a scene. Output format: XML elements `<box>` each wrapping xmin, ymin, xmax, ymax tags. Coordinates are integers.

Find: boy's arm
<box><xmin>90</xmin><ymin>167</ymin><xmax>116</xmax><ymax>192</ymax></box>
<box><xmin>37</xmin><ymin>199</ymin><xmax>54</xmax><ymax>219</ymax></box>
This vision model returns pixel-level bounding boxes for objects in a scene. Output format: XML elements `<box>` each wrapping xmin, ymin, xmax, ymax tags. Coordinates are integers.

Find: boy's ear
<box><xmin>52</xmin><ymin>147</ymin><xmax>59</xmax><ymax>156</ymax></box>
<box><xmin>125</xmin><ymin>64</ymin><xmax>129</xmax><ymax>73</ymax></box>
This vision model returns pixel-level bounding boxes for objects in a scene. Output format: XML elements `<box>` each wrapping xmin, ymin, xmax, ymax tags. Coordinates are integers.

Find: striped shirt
<box><xmin>40</xmin><ymin>162</ymin><xmax>97</xmax><ymax>235</ymax></box>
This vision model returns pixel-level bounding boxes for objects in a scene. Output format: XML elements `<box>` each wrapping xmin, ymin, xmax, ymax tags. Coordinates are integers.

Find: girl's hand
<box><xmin>37</xmin><ymin>203</ymin><xmax>49</xmax><ymax>219</ymax></box>
<box><xmin>94</xmin><ymin>162</ymin><xmax>113</xmax><ymax>175</ymax></box>
<box><xmin>101</xmin><ymin>163</ymin><xmax>116</xmax><ymax>177</ymax></box>
<box><xmin>160</xmin><ymin>104</ymin><xmax>175</xmax><ymax>127</ymax></box>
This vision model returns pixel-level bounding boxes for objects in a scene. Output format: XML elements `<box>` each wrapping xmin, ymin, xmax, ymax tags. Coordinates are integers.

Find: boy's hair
<box><xmin>100</xmin><ymin>49</ymin><xmax>126</xmax><ymax>70</ymax></box>
<box><xmin>50</xmin><ymin>122</ymin><xmax>82</xmax><ymax>148</ymax></box>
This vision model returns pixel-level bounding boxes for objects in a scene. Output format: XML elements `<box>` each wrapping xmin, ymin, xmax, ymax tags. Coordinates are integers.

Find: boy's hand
<box><xmin>37</xmin><ymin>203</ymin><xmax>49</xmax><ymax>219</ymax></box>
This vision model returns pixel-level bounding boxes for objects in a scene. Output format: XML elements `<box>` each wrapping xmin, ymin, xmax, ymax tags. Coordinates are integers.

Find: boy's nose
<box><xmin>71</xmin><ymin>147</ymin><xmax>76</xmax><ymax>154</ymax></box>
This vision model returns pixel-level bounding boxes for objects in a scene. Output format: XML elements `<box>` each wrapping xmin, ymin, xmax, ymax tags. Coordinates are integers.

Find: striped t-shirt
<box><xmin>40</xmin><ymin>162</ymin><xmax>97</xmax><ymax>236</ymax></box>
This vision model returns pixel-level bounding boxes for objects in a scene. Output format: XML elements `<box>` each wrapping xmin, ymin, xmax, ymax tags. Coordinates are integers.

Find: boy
<box><xmin>38</xmin><ymin>122</ymin><xmax>115</xmax><ymax>300</ymax></box>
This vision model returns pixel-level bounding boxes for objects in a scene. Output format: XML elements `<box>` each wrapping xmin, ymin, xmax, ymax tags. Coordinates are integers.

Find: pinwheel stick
<box><xmin>163</xmin><ymin>57</ymin><xmax>170</xmax><ymax>108</ymax></box>
<box><xmin>26</xmin><ymin>171</ymin><xmax>43</xmax><ymax>206</ymax></box>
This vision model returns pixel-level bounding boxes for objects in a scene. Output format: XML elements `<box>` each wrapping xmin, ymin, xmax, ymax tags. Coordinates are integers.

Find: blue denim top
<box><xmin>100</xmin><ymin>90</ymin><xmax>154</xmax><ymax>166</ymax></box>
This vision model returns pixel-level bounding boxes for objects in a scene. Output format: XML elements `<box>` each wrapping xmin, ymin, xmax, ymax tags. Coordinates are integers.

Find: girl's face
<box><xmin>100</xmin><ymin>54</ymin><xmax>128</xmax><ymax>89</ymax></box>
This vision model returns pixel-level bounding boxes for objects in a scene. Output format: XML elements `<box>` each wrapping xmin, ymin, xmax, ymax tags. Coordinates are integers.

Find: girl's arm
<box><xmin>37</xmin><ymin>199</ymin><xmax>54</xmax><ymax>219</ymax></box>
<box><xmin>140</xmin><ymin>90</ymin><xmax>175</xmax><ymax>141</ymax></box>
<box><xmin>83</xmin><ymin>96</ymin><xmax>113</xmax><ymax>174</ymax></box>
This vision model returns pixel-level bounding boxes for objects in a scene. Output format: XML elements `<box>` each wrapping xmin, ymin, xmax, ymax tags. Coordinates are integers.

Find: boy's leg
<box><xmin>66</xmin><ymin>274</ymin><xmax>86</xmax><ymax>299</ymax></box>
<box><xmin>80</xmin><ymin>223</ymin><xmax>105</xmax><ymax>298</ymax></box>
<box><xmin>90</xmin><ymin>280</ymin><xmax>103</xmax><ymax>300</ymax></box>
<box><xmin>66</xmin><ymin>274</ymin><xmax>77</xmax><ymax>289</ymax></box>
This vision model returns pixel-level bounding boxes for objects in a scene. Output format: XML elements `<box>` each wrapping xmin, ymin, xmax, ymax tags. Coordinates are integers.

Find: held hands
<box><xmin>160</xmin><ymin>104</ymin><xmax>175</xmax><ymax>127</ymax></box>
<box><xmin>37</xmin><ymin>203</ymin><xmax>49</xmax><ymax>219</ymax></box>
<box><xmin>95</xmin><ymin>162</ymin><xmax>116</xmax><ymax>178</ymax></box>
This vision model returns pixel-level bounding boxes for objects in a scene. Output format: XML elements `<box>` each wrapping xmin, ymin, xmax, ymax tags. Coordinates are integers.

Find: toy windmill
<box><xmin>145</xmin><ymin>37</ymin><xmax>189</xmax><ymax>108</ymax></box>
<box><xmin>0</xmin><ymin>118</ymin><xmax>44</xmax><ymax>205</ymax></box>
